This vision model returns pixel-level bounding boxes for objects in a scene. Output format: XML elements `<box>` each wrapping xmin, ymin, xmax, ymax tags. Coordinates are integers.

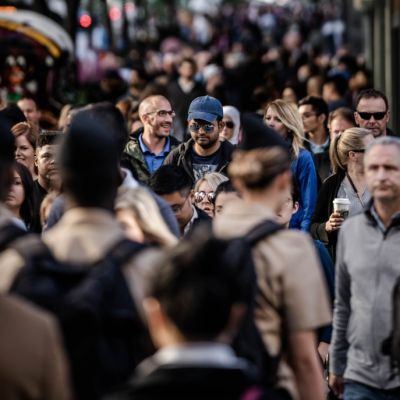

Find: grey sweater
<box><xmin>330</xmin><ymin>205</ymin><xmax>400</xmax><ymax>389</ymax></box>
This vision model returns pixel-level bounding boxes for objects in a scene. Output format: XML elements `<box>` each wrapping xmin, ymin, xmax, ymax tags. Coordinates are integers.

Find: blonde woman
<box><xmin>115</xmin><ymin>186</ymin><xmax>178</xmax><ymax>247</ymax></box>
<box><xmin>193</xmin><ymin>172</ymin><xmax>229</xmax><ymax>218</ymax></box>
<box><xmin>311</xmin><ymin>127</ymin><xmax>374</xmax><ymax>259</ymax></box>
<box><xmin>264</xmin><ymin>99</ymin><xmax>318</xmax><ymax>231</ymax></box>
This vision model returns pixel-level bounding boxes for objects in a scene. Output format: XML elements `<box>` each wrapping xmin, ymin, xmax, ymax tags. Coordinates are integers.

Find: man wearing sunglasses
<box><xmin>354</xmin><ymin>89</ymin><xmax>393</xmax><ymax>138</ymax></box>
<box><xmin>123</xmin><ymin>95</ymin><xmax>180</xmax><ymax>185</ymax></box>
<box><xmin>164</xmin><ymin>96</ymin><xmax>235</xmax><ymax>183</ymax></box>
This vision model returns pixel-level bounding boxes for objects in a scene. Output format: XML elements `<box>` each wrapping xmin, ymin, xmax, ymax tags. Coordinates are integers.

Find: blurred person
<box><xmin>31</xmin><ymin>130</ymin><xmax>62</xmax><ymax>233</ymax></box>
<box><xmin>115</xmin><ymin>186</ymin><xmax>178</xmax><ymax>247</ymax></box>
<box><xmin>322</xmin><ymin>75</ymin><xmax>350</xmax><ymax>112</ymax></box>
<box><xmin>151</xmin><ymin>165</ymin><xmax>210</xmax><ymax>237</ymax></box>
<box><xmin>17</xmin><ymin>96</ymin><xmax>41</xmax><ymax>129</ymax></box>
<box><xmin>306</xmin><ymin>75</ymin><xmax>324</xmax><ymax>97</ymax></box>
<box><xmin>328</xmin><ymin>107</ymin><xmax>356</xmax><ymax>140</ymax></box>
<box><xmin>329</xmin><ymin>137</ymin><xmax>400</xmax><ymax>399</ymax></box>
<box><xmin>9</xmin><ymin>111</ymin><xmax>155</xmax><ymax>399</ymax></box>
<box><xmin>298</xmin><ymin>96</ymin><xmax>331</xmax><ymax>182</ymax></box>
<box><xmin>109</xmin><ymin>229</ymin><xmax>260</xmax><ymax>399</ymax></box>
<box><xmin>276</xmin><ymin>182</ymin><xmax>334</xmax><ymax>365</ymax></box>
<box><xmin>0</xmin><ymin>116</ymin><xmax>71</xmax><ymax>400</ymax></box>
<box><xmin>213</xmin><ymin>180</ymin><xmax>240</xmax><ymax>216</ymax></box>
<box><xmin>40</xmin><ymin>191</ymin><xmax>58</xmax><ymax>232</ymax></box>
<box><xmin>11</xmin><ymin>121</ymin><xmax>39</xmax><ymax>178</ymax></box>
<box><xmin>0</xmin><ymin>103</ymin><xmax>26</xmax><ymax>126</ymax></box>
<box><xmin>5</xmin><ymin>162</ymin><xmax>34</xmax><ymax>231</ymax></box>
<box><xmin>57</xmin><ymin>104</ymin><xmax>73</xmax><ymax>131</ymax></box>
<box><xmin>165</xmin><ymin>96</ymin><xmax>235</xmax><ymax>183</ymax></box>
<box><xmin>214</xmin><ymin>146</ymin><xmax>331</xmax><ymax>400</ymax></box>
<box><xmin>167</xmin><ymin>57</ymin><xmax>206</xmax><ymax>141</ymax></box>
<box><xmin>264</xmin><ymin>99</ymin><xmax>318</xmax><ymax>231</ymax></box>
<box><xmin>122</xmin><ymin>95</ymin><xmax>180</xmax><ymax>185</ymax></box>
<box><xmin>354</xmin><ymin>88</ymin><xmax>393</xmax><ymax>137</ymax></box>
<box><xmin>116</xmin><ymin>97</ymin><xmax>142</xmax><ymax>136</ymax></box>
<box><xmin>221</xmin><ymin>105</ymin><xmax>241</xmax><ymax>145</ymax></box>
<box><xmin>281</xmin><ymin>84</ymin><xmax>298</xmax><ymax>105</ymax></box>
<box><xmin>310</xmin><ymin>128</ymin><xmax>374</xmax><ymax>260</ymax></box>
<box><xmin>193</xmin><ymin>172</ymin><xmax>229</xmax><ymax>218</ymax></box>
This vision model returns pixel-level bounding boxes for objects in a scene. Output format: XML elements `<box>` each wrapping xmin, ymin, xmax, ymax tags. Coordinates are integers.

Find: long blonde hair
<box><xmin>194</xmin><ymin>172</ymin><xmax>229</xmax><ymax>192</ymax></box>
<box><xmin>330</xmin><ymin>127</ymin><xmax>372</xmax><ymax>173</ymax></box>
<box><xmin>115</xmin><ymin>186</ymin><xmax>178</xmax><ymax>247</ymax></box>
<box><xmin>264</xmin><ymin>99</ymin><xmax>304</xmax><ymax>159</ymax></box>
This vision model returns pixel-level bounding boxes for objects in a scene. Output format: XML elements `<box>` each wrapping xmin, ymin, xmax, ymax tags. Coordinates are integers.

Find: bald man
<box><xmin>122</xmin><ymin>95</ymin><xmax>180</xmax><ymax>185</ymax></box>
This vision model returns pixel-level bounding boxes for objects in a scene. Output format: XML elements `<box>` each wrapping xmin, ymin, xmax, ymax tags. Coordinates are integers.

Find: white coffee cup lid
<box><xmin>333</xmin><ymin>198</ymin><xmax>351</xmax><ymax>205</ymax></box>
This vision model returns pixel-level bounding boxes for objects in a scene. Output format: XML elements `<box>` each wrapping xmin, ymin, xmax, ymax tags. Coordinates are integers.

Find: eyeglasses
<box><xmin>188</xmin><ymin>123</ymin><xmax>215</xmax><ymax>133</ymax></box>
<box><xmin>146</xmin><ymin>110</ymin><xmax>176</xmax><ymax>118</ymax></box>
<box><xmin>224</xmin><ymin>121</ymin><xmax>235</xmax><ymax>129</ymax></box>
<box><xmin>194</xmin><ymin>191</ymin><xmax>215</xmax><ymax>203</ymax></box>
<box><xmin>356</xmin><ymin>111</ymin><xmax>387</xmax><ymax>120</ymax></box>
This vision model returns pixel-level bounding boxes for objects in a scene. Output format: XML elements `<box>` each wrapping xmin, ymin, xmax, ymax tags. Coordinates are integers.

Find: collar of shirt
<box><xmin>178</xmin><ymin>77</ymin><xmax>196</xmax><ymax>93</ymax></box>
<box><xmin>183</xmin><ymin>205</ymin><xmax>198</xmax><ymax>236</ymax></box>
<box><xmin>369</xmin><ymin>203</ymin><xmax>400</xmax><ymax>233</ymax></box>
<box><xmin>120</xmin><ymin>167</ymin><xmax>139</xmax><ymax>188</ymax></box>
<box><xmin>139</xmin><ymin>134</ymin><xmax>171</xmax><ymax>157</ymax></box>
<box><xmin>309</xmin><ymin>136</ymin><xmax>330</xmax><ymax>154</ymax></box>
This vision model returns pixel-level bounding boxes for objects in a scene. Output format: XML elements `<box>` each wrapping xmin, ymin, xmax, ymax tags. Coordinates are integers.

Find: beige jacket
<box><xmin>213</xmin><ymin>199</ymin><xmax>332</xmax><ymax>399</ymax></box>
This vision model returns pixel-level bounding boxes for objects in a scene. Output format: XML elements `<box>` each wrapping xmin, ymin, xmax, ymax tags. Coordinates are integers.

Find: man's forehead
<box><xmin>357</xmin><ymin>97</ymin><xmax>387</xmax><ymax>110</ymax></box>
<box><xmin>366</xmin><ymin>144</ymin><xmax>400</xmax><ymax>162</ymax></box>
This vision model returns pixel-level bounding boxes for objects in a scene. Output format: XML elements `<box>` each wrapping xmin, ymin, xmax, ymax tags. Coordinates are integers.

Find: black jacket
<box><xmin>303</xmin><ymin>137</ymin><xmax>331</xmax><ymax>184</ymax></box>
<box><xmin>310</xmin><ymin>171</ymin><xmax>345</xmax><ymax>260</ymax></box>
<box><xmin>164</xmin><ymin>139</ymin><xmax>235</xmax><ymax>183</ymax></box>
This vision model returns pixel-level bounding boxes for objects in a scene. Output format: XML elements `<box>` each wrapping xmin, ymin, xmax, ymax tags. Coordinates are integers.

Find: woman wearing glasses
<box><xmin>264</xmin><ymin>99</ymin><xmax>318</xmax><ymax>231</ymax></box>
<box><xmin>311</xmin><ymin>127</ymin><xmax>374</xmax><ymax>260</ymax></box>
<box><xmin>221</xmin><ymin>105</ymin><xmax>241</xmax><ymax>145</ymax></box>
<box><xmin>193</xmin><ymin>172</ymin><xmax>229</xmax><ymax>217</ymax></box>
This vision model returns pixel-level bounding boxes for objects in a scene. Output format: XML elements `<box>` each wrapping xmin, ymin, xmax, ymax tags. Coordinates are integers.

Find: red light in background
<box><xmin>79</xmin><ymin>14</ymin><xmax>92</xmax><ymax>28</ymax></box>
<box><xmin>109</xmin><ymin>6</ymin><xmax>121</xmax><ymax>21</ymax></box>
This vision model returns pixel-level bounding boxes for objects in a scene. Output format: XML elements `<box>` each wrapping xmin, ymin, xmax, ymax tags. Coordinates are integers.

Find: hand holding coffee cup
<box><xmin>325</xmin><ymin>198</ymin><xmax>351</xmax><ymax>232</ymax></box>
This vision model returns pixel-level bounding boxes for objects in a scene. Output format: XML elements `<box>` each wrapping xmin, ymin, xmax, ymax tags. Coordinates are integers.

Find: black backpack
<box><xmin>383</xmin><ymin>275</ymin><xmax>400</xmax><ymax>377</ymax></box>
<box><xmin>10</xmin><ymin>237</ymin><xmax>155</xmax><ymax>400</ymax></box>
<box><xmin>227</xmin><ymin>219</ymin><xmax>288</xmax><ymax>398</ymax></box>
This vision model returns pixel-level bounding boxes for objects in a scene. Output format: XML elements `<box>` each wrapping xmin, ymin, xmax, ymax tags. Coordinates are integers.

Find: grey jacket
<box><xmin>330</xmin><ymin>203</ymin><xmax>400</xmax><ymax>389</ymax></box>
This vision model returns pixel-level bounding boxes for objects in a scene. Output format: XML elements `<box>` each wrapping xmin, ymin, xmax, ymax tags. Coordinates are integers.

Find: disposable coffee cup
<box><xmin>333</xmin><ymin>198</ymin><xmax>351</xmax><ymax>219</ymax></box>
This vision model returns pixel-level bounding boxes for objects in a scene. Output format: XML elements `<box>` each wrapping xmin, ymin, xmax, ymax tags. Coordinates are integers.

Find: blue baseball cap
<box><xmin>187</xmin><ymin>95</ymin><xmax>223</xmax><ymax>123</ymax></box>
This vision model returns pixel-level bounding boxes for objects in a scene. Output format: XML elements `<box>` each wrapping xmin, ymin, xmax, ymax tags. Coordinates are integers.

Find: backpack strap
<box><xmin>245</xmin><ymin>219</ymin><xmax>284</xmax><ymax>247</ymax></box>
<box><xmin>0</xmin><ymin>223</ymin><xmax>28</xmax><ymax>252</ymax></box>
<box><xmin>98</xmin><ymin>238</ymin><xmax>147</xmax><ymax>267</ymax></box>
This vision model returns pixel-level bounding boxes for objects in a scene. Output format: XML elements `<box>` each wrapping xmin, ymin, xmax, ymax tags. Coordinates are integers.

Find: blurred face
<box><xmin>264</xmin><ymin>107</ymin><xmax>289</xmax><ymax>138</ymax></box>
<box><xmin>298</xmin><ymin>104</ymin><xmax>321</xmax><ymax>134</ymax></box>
<box><xmin>116</xmin><ymin>208</ymin><xmax>145</xmax><ymax>243</ymax></box>
<box><xmin>17</xmin><ymin>98</ymin><xmax>40</xmax><ymax>126</ymax></box>
<box><xmin>15</xmin><ymin>134</ymin><xmax>35</xmax><ymax>174</ymax></box>
<box><xmin>162</xmin><ymin>191</ymin><xmax>193</xmax><ymax>231</ymax></box>
<box><xmin>5</xmin><ymin>170</ymin><xmax>25</xmax><ymax>213</ymax></box>
<box><xmin>276</xmin><ymin>188</ymin><xmax>298</xmax><ymax>226</ymax></box>
<box><xmin>188</xmin><ymin>119</ymin><xmax>221</xmax><ymax>149</ymax></box>
<box><xmin>179</xmin><ymin>61</ymin><xmax>196</xmax><ymax>80</ymax></box>
<box><xmin>282</xmin><ymin>87</ymin><xmax>297</xmax><ymax>104</ymax></box>
<box><xmin>220</xmin><ymin>117</ymin><xmax>235</xmax><ymax>141</ymax></box>
<box><xmin>329</xmin><ymin>117</ymin><xmax>354</xmax><ymax>140</ymax></box>
<box><xmin>35</xmin><ymin>144</ymin><xmax>59</xmax><ymax>183</ymax></box>
<box><xmin>193</xmin><ymin>181</ymin><xmax>215</xmax><ymax>217</ymax></box>
<box><xmin>214</xmin><ymin>191</ymin><xmax>239</xmax><ymax>216</ymax></box>
<box><xmin>365</xmin><ymin>144</ymin><xmax>400</xmax><ymax>203</ymax></box>
<box><xmin>355</xmin><ymin>97</ymin><xmax>389</xmax><ymax>138</ymax></box>
<box><xmin>143</xmin><ymin>98</ymin><xmax>174</xmax><ymax>138</ymax></box>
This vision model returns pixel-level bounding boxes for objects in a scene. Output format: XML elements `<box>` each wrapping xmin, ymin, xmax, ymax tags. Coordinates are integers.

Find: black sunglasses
<box><xmin>224</xmin><ymin>121</ymin><xmax>235</xmax><ymax>129</ymax></box>
<box><xmin>356</xmin><ymin>111</ymin><xmax>387</xmax><ymax>121</ymax></box>
<box><xmin>194</xmin><ymin>191</ymin><xmax>215</xmax><ymax>203</ymax></box>
<box><xmin>189</xmin><ymin>123</ymin><xmax>215</xmax><ymax>133</ymax></box>
<box><xmin>352</xmin><ymin>149</ymin><xmax>365</xmax><ymax>153</ymax></box>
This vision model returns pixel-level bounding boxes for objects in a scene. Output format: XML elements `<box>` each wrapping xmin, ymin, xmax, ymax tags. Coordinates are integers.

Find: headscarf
<box><xmin>222</xmin><ymin>105</ymin><xmax>241</xmax><ymax>145</ymax></box>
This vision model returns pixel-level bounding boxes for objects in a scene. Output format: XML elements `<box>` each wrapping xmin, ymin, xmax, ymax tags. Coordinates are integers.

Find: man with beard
<box><xmin>122</xmin><ymin>95</ymin><xmax>180</xmax><ymax>185</ymax></box>
<box><xmin>164</xmin><ymin>95</ymin><xmax>235</xmax><ymax>182</ymax></box>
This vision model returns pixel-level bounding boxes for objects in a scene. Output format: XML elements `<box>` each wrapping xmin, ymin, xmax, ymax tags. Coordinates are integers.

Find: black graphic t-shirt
<box><xmin>191</xmin><ymin>146</ymin><xmax>222</xmax><ymax>181</ymax></box>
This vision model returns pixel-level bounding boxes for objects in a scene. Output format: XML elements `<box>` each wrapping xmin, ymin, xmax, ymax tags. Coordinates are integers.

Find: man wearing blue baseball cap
<box><xmin>164</xmin><ymin>95</ymin><xmax>235</xmax><ymax>182</ymax></box>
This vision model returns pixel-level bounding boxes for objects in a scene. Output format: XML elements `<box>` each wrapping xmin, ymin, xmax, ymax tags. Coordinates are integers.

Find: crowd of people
<box><xmin>0</xmin><ymin>3</ymin><xmax>400</xmax><ymax>400</ymax></box>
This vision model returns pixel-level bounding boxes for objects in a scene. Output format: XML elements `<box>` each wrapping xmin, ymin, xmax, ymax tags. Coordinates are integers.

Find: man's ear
<box><xmin>218</xmin><ymin>302</ymin><xmax>246</xmax><ymax>343</ymax></box>
<box><xmin>318</xmin><ymin>113</ymin><xmax>326</xmax><ymax>126</ymax></box>
<box><xmin>354</xmin><ymin>112</ymin><xmax>361</xmax><ymax>127</ymax></box>
<box><xmin>143</xmin><ymin>297</ymin><xmax>169</xmax><ymax>349</ymax></box>
<box><xmin>293</xmin><ymin>201</ymin><xmax>300</xmax><ymax>215</ymax></box>
<box><xmin>218</xmin><ymin>120</ymin><xmax>225</xmax><ymax>131</ymax></box>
